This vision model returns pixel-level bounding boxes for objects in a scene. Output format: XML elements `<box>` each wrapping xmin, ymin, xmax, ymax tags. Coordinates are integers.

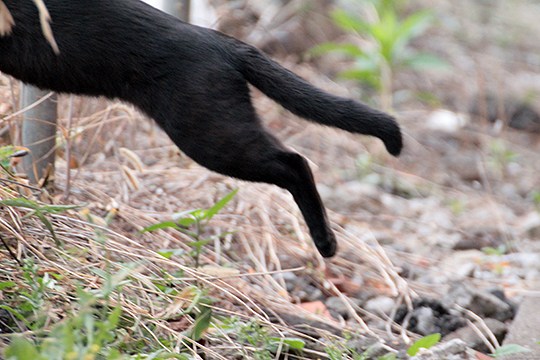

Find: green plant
<box><xmin>312</xmin><ymin>0</ymin><xmax>445</xmax><ymax>109</ymax></box>
<box><xmin>143</xmin><ymin>189</ymin><xmax>238</xmax><ymax>267</ymax></box>
<box><xmin>4</xmin><ymin>262</ymin><xmax>192</xmax><ymax>360</ymax></box>
<box><xmin>140</xmin><ymin>189</ymin><xmax>238</xmax><ymax>354</ymax></box>
<box><xmin>0</xmin><ymin>197</ymin><xmax>79</xmax><ymax>245</ymax></box>
<box><xmin>490</xmin><ymin>344</ymin><xmax>530</xmax><ymax>358</ymax></box>
<box><xmin>167</xmin><ymin>285</ymin><xmax>214</xmax><ymax>342</ymax></box>
<box><xmin>0</xmin><ymin>145</ymin><xmax>29</xmax><ymax>170</ymax></box>
<box><xmin>406</xmin><ymin>333</ymin><xmax>441</xmax><ymax>356</ymax></box>
<box><xmin>482</xmin><ymin>244</ymin><xmax>507</xmax><ymax>256</ymax></box>
<box><xmin>219</xmin><ymin>318</ymin><xmax>305</xmax><ymax>359</ymax></box>
<box><xmin>0</xmin><ymin>259</ymin><xmax>62</xmax><ymax>331</ymax></box>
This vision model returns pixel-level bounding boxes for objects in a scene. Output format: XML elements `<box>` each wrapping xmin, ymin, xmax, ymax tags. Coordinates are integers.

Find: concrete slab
<box><xmin>501</xmin><ymin>295</ymin><xmax>540</xmax><ymax>359</ymax></box>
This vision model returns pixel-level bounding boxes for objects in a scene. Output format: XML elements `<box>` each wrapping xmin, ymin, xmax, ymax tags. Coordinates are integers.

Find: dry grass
<box><xmin>0</xmin><ymin>72</ymin><xmax>412</xmax><ymax>358</ymax></box>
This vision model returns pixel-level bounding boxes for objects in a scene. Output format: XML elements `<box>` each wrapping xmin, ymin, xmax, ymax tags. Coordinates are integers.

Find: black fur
<box><xmin>0</xmin><ymin>0</ymin><xmax>402</xmax><ymax>257</ymax></box>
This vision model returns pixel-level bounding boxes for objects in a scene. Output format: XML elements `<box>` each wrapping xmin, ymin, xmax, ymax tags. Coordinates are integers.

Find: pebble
<box><xmin>444</xmin><ymin>283</ymin><xmax>515</xmax><ymax>322</ymax></box>
<box><xmin>325</xmin><ymin>296</ymin><xmax>362</xmax><ymax>319</ymax></box>
<box><xmin>346</xmin><ymin>338</ymin><xmax>390</xmax><ymax>358</ymax></box>
<box><xmin>364</xmin><ymin>295</ymin><xmax>396</xmax><ymax>316</ymax></box>
<box><xmin>427</xmin><ymin>109</ymin><xmax>468</xmax><ymax>133</ymax></box>
<box><xmin>394</xmin><ymin>298</ymin><xmax>465</xmax><ymax>336</ymax></box>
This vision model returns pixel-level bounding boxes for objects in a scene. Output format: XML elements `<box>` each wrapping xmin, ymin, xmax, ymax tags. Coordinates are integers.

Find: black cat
<box><xmin>0</xmin><ymin>0</ymin><xmax>402</xmax><ymax>257</ymax></box>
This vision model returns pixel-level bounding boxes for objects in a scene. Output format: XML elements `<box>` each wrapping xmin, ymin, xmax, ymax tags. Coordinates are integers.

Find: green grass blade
<box><xmin>141</xmin><ymin>221</ymin><xmax>182</xmax><ymax>233</ymax></box>
<box><xmin>407</xmin><ymin>333</ymin><xmax>441</xmax><ymax>356</ymax></box>
<box><xmin>190</xmin><ymin>306</ymin><xmax>212</xmax><ymax>341</ymax></box>
<box><xmin>491</xmin><ymin>344</ymin><xmax>531</xmax><ymax>358</ymax></box>
<box><xmin>4</xmin><ymin>337</ymin><xmax>42</xmax><ymax>360</ymax></box>
<box><xmin>202</xmin><ymin>188</ymin><xmax>238</xmax><ymax>221</ymax></box>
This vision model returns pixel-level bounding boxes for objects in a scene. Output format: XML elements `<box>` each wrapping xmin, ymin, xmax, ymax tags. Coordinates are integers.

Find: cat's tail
<box><xmin>236</xmin><ymin>44</ymin><xmax>403</xmax><ymax>156</ymax></box>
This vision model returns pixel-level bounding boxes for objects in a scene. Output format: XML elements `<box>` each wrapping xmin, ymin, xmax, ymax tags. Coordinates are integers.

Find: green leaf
<box><xmin>141</xmin><ymin>221</ymin><xmax>182</xmax><ymax>233</ymax></box>
<box><xmin>106</xmin><ymin>348</ymin><xmax>122</xmax><ymax>360</ymax></box>
<box><xmin>31</xmin><ymin>210</ymin><xmax>59</xmax><ymax>245</ymax></box>
<box><xmin>270</xmin><ymin>337</ymin><xmax>306</xmax><ymax>350</ymax></box>
<box><xmin>338</xmin><ymin>68</ymin><xmax>381</xmax><ymax>89</ymax></box>
<box><xmin>331</xmin><ymin>9</ymin><xmax>370</xmax><ymax>34</ymax></box>
<box><xmin>190</xmin><ymin>306</ymin><xmax>212</xmax><ymax>341</ymax></box>
<box><xmin>0</xmin><ymin>198</ymin><xmax>78</xmax><ymax>213</ymax></box>
<box><xmin>0</xmin><ymin>198</ymin><xmax>77</xmax><ymax>245</ymax></box>
<box><xmin>0</xmin><ymin>305</ymin><xmax>30</xmax><ymax>325</ymax></box>
<box><xmin>188</xmin><ymin>239</ymin><xmax>211</xmax><ymax>249</ymax></box>
<box><xmin>0</xmin><ymin>145</ymin><xmax>17</xmax><ymax>161</ymax></box>
<box><xmin>39</xmin><ymin>203</ymin><xmax>80</xmax><ymax>213</ymax></box>
<box><xmin>491</xmin><ymin>344</ymin><xmax>531</xmax><ymax>358</ymax></box>
<box><xmin>107</xmin><ymin>305</ymin><xmax>122</xmax><ymax>330</ymax></box>
<box><xmin>4</xmin><ymin>337</ymin><xmax>42</xmax><ymax>360</ymax></box>
<box><xmin>169</xmin><ymin>208</ymin><xmax>201</xmax><ymax>227</ymax></box>
<box><xmin>0</xmin><ymin>198</ymin><xmax>41</xmax><ymax>210</ymax></box>
<box><xmin>371</xmin><ymin>10</ymin><xmax>400</xmax><ymax>62</ymax></box>
<box><xmin>0</xmin><ymin>146</ymin><xmax>29</xmax><ymax>165</ymax></box>
<box><xmin>0</xmin><ymin>281</ymin><xmax>16</xmax><ymax>291</ymax></box>
<box><xmin>396</xmin><ymin>10</ymin><xmax>433</xmax><ymax>48</ymax></box>
<box><xmin>202</xmin><ymin>189</ymin><xmax>238</xmax><ymax>221</ymax></box>
<box><xmin>407</xmin><ymin>333</ymin><xmax>441</xmax><ymax>356</ymax></box>
<box><xmin>157</xmin><ymin>248</ymin><xmax>186</xmax><ymax>259</ymax></box>
<box><xmin>176</xmin><ymin>216</ymin><xmax>198</xmax><ymax>227</ymax></box>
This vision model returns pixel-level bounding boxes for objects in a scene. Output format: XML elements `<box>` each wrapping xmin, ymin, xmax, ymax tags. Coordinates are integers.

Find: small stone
<box><xmin>394</xmin><ymin>298</ymin><xmax>466</xmax><ymax>336</ymax></box>
<box><xmin>325</xmin><ymin>296</ymin><xmax>361</xmax><ymax>319</ymax></box>
<box><xmin>413</xmin><ymin>307</ymin><xmax>438</xmax><ymax>335</ymax></box>
<box><xmin>427</xmin><ymin>109</ymin><xmax>467</xmax><ymax>133</ymax></box>
<box><xmin>444</xmin><ymin>283</ymin><xmax>515</xmax><ymax>322</ymax></box>
<box><xmin>295</xmin><ymin>284</ymin><xmax>323</xmax><ymax>303</ymax></box>
<box><xmin>274</xmin><ymin>271</ymin><xmax>299</xmax><ymax>292</ymax></box>
<box><xmin>347</xmin><ymin>338</ymin><xmax>389</xmax><ymax>358</ymax></box>
<box><xmin>364</xmin><ymin>296</ymin><xmax>396</xmax><ymax>316</ymax></box>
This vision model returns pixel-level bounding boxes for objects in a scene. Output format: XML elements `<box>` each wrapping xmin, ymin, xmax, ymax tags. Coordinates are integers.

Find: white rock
<box><xmin>364</xmin><ymin>296</ymin><xmax>396</xmax><ymax>316</ymax></box>
<box><xmin>427</xmin><ymin>109</ymin><xmax>468</xmax><ymax>132</ymax></box>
